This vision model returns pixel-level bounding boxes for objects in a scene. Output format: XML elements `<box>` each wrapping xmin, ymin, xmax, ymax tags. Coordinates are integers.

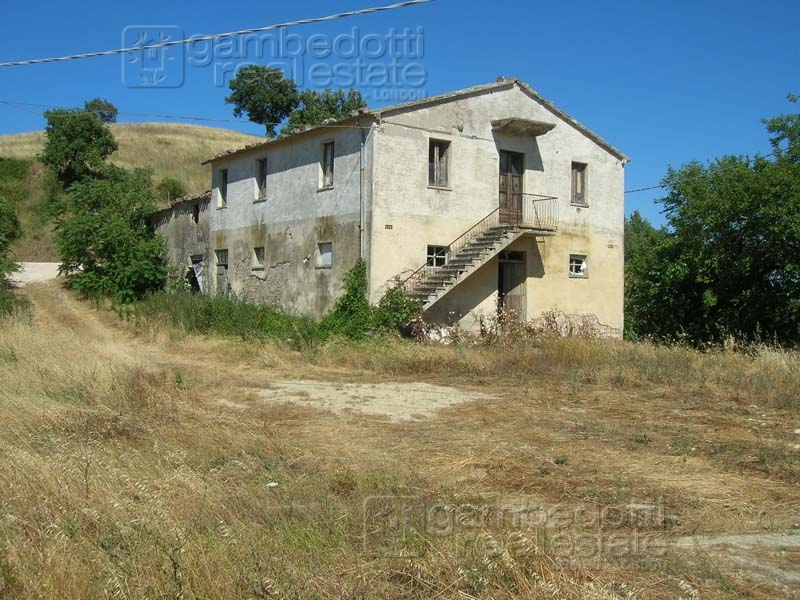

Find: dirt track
<box><xmin>7</xmin><ymin>262</ymin><xmax>60</xmax><ymax>287</ymax></box>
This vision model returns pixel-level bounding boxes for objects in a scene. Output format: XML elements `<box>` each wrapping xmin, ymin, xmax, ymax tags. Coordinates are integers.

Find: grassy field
<box><xmin>0</xmin><ymin>123</ymin><xmax>262</xmax><ymax>194</ymax></box>
<box><xmin>0</xmin><ymin>123</ymin><xmax>262</xmax><ymax>261</ymax></box>
<box><xmin>0</xmin><ymin>282</ymin><xmax>798</xmax><ymax>599</ymax></box>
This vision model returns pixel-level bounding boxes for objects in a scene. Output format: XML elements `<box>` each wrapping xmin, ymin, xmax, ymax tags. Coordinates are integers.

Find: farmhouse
<box><xmin>153</xmin><ymin>78</ymin><xmax>629</xmax><ymax>333</ymax></box>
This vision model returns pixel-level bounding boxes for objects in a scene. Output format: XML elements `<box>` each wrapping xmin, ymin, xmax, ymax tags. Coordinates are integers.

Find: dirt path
<box><xmin>7</xmin><ymin>262</ymin><xmax>60</xmax><ymax>287</ymax></box>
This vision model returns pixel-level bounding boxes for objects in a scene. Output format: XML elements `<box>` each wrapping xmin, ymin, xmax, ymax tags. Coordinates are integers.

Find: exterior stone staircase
<box><xmin>402</xmin><ymin>194</ymin><xmax>559</xmax><ymax>310</ymax></box>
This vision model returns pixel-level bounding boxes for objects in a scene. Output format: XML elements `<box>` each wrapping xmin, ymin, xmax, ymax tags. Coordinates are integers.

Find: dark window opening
<box><xmin>428</xmin><ymin>140</ymin><xmax>450</xmax><ymax>187</ymax></box>
<box><xmin>426</xmin><ymin>245</ymin><xmax>447</xmax><ymax>267</ymax></box>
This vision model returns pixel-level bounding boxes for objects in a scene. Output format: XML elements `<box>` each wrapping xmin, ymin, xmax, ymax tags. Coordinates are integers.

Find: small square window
<box><xmin>253</xmin><ymin>247</ymin><xmax>265</xmax><ymax>270</ymax></box>
<box><xmin>571</xmin><ymin>162</ymin><xmax>588</xmax><ymax>206</ymax></box>
<box><xmin>321</xmin><ymin>141</ymin><xmax>335</xmax><ymax>188</ymax></box>
<box><xmin>215</xmin><ymin>248</ymin><xmax>229</xmax><ymax>268</ymax></box>
<box><xmin>569</xmin><ymin>254</ymin><xmax>588</xmax><ymax>278</ymax></box>
<box><xmin>426</xmin><ymin>245</ymin><xmax>447</xmax><ymax>267</ymax></box>
<box><xmin>255</xmin><ymin>158</ymin><xmax>267</xmax><ymax>200</ymax></box>
<box><xmin>317</xmin><ymin>242</ymin><xmax>332</xmax><ymax>268</ymax></box>
<box><xmin>217</xmin><ymin>168</ymin><xmax>228</xmax><ymax>208</ymax></box>
<box><xmin>428</xmin><ymin>139</ymin><xmax>450</xmax><ymax>187</ymax></box>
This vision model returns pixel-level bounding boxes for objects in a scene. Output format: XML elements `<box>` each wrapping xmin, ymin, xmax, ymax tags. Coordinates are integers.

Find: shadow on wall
<box><xmin>425</xmin><ymin>241</ymin><xmax>545</xmax><ymax>326</ymax></box>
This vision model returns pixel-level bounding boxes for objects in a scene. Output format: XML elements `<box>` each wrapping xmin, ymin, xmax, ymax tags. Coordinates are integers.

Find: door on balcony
<box><xmin>499</xmin><ymin>151</ymin><xmax>524</xmax><ymax>225</ymax></box>
<box><xmin>498</xmin><ymin>251</ymin><xmax>526</xmax><ymax>320</ymax></box>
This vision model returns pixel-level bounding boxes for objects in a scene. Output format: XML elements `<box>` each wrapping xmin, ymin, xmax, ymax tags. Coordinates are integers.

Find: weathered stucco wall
<box><xmin>367</xmin><ymin>83</ymin><xmax>626</xmax><ymax>333</ymax></box>
<box><xmin>208</xmin><ymin>126</ymin><xmax>366</xmax><ymax>319</ymax></box>
<box><xmin>152</xmin><ymin>195</ymin><xmax>211</xmax><ymax>291</ymax></box>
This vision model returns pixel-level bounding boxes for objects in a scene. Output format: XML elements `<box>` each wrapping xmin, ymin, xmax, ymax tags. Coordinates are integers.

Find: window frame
<box><xmin>569</xmin><ymin>254</ymin><xmax>589</xmax><ymax>278</ymax></box>
<box><xmin>426</xmin><ymin>244</ymin><xmax>447</xmax><ymax>267</ymax></box>
<box><xmin>255</xmin><ymin>157</ymin><xmax>268</xmax><ymax>201</ymax></box>
<box><xmin>215</xmin><ymin>248</ymin><xmax>229</xmax><ymax>268</ymax></box>
<box><xmin>320</xmin><ymin>141</ymin><xmax>335</xmax><ymax>189</ymax></box>
<box><xmin>428</xmin><ymin>139</ymin><xmax>451</xmax><ymax>189</ymax></box>
<box><xmin>571</xmin><ymin>162</ymin><xmax>588</xmax><ymax>207</ymax></box>
<box><xmin>317</xmin><ymin>241</ymin><xmax>333</xmax><ymax>269</ymax></box>
<box><xmin>217</xmin><ymin>168</ymin><xmax>228</xmax><ymax>209</ymax></box>
<box><xmin>252</xmin><ymin>246</ymin><xmax>266</xmax><ymax>270</ymax></box>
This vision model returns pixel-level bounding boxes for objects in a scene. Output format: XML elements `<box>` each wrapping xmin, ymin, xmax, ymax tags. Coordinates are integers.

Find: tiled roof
<box><xmin>203</xmin><ymin>78</ymin><xmax>629</xmax><ymax>165</ymax></box>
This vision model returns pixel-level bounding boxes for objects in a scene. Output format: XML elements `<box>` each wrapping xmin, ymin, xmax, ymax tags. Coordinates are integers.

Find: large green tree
<box><xmin>625</xmin><ymin>99</ymin><xmax>800</xmax><ymax>345</ymax></box>
<box><xmin>285</xmin><ymin>89</ymin><xmax>367</xmax><ymax>132</ymax></box>
<box><xmin>225</xmin><ymin>66</ymin><xmax>299</xmax><ymax>137</ymax></box>
<box><xmin>55</xmin><ymin>165</ymin><xmax>166</xmax><ymax>303</ymax></box>
<box><xmin>83</xmin><ymin>97</ymin><xmax>118</xmax><ymax>124</ymax></box>
<box><xmin>39</xmin><ymin>107</ymin><xmax>118</xmax><ymax>188</ymax></box>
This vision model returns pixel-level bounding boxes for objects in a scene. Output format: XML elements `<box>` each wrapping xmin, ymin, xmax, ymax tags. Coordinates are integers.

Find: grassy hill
<box><xmin>0</xmin><ymin>123</ymin><xmax>263</xmax><ymax>261</ymax></box>
<box><xmin>0</xmin><ymin>122</ymin><xmax>262</xmax><ymax>195</ymax></box>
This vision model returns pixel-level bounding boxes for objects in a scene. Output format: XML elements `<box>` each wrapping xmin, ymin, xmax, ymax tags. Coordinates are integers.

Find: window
<box><xmin>317</xmin><ymin>242</ymin><xmax>332</xmax><ymax>268</ymax></box>
<box><xmin>571</xmin><ymin>162</ymin><xmax>587</xmax><ymax>206</ymax></box>
<box><xmin>428</xmin><ymin>139</ymin><xmax>450</xmax><ymax>187</ymax></box>
<box><xmin>215</xmin><ymin>249</ymin><xmax>229</xmax><ymax>268</ymax></box>
<box><xmin>255</xmin><ymin>158</ymin><xmax>267</xmax><ymax>200</ymax></box>
<box><xmin>321</xmin><ymin>141</ymin><xmax>335</xmax><ymax>188</ymax></box>
<box><xmin>569</xmin><ymin>254</ymin><xmax>588</xmax><ymax>278</ymax></box>
<box><xmin>426</xmin><ymin>245</ymin><xmax>447</xmax><ymax>267</ymax></box>
<box><xmin>191</xmin><ymin>203</ymin><xmax>200</xmax><ymax>224</ymax></box>
<box><xmin>217</xmin><ymin>168</ymin><xmax>228</xmax><ymax>208</ymax></box>
<box><xmin>253</xmin><ymin>247</ymin><xmax>265</xmax><ymax>270</ymax></box>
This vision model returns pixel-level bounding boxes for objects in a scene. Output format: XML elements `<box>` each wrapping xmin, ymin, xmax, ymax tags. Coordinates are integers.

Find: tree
<box><xmin>0</xmin><ymin>194</ymin><xmax>21</xmax><ymax>281</ymax></box>
<box><xmin>39</xmin><ymin>107</ymin><xmax>118</xmax><ymax>189</ymax></box>
<box><xmin>225</xmin><ymin>66</ymin><xmax>299</xmax><ymax>136</ymax></box>
<box><xmin>285</xmin><ymin>89</ymin><xmax>367</xmax><ymax>132</ymax></box>
<box><xmin>623</xmin><ymin>211</ymin><xmax>667</xmax><ymax>340</ymax></box>
<box><xmin>84</xmin><ymin>98</ymin><xmax>118</xmax><ymax>124</ymax></box>
<box><xmin>625</xmin><ymin>98</ymin><xmax>800</xmax><ymax>345</ymax></box>
<box><xmin>55</xmin><ymin>165</ymin><xmax>166</xmax><ymax>303</ymax></box>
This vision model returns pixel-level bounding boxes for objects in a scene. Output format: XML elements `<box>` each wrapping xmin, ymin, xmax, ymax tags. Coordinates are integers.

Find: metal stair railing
<box><xmin>400</xmin><ymin>194</ymin><xmax>559</xmax><ymax>302</ymax></box>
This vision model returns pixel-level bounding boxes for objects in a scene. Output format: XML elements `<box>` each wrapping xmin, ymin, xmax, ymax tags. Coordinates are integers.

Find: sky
<box><xmin>1</xmin><ymin>0</ymin><xmax>798</xmax><ymax>226</ymax></box>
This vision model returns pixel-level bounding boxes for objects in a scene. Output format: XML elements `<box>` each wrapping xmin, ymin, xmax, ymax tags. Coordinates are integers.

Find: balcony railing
<box><xmin>501</xmin><ymin>193</ymin><xmax>559</xmax><ymax>230</ymax></box>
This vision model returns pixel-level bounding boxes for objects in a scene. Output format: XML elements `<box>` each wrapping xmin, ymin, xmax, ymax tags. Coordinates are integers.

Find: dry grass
<box><xmin>0</xmin><ymin>123</ymin><xmax>261</xmax><ymax>195</ymax></box>
<box><xmin>1</xmin><ymin>282</ymin><xmax>798</xmax><ymax>598</ymax></box>
<box><xmin>0</xmin><ymin>123</ymin><xmax>262</xmax><ymax>260</ymax></box>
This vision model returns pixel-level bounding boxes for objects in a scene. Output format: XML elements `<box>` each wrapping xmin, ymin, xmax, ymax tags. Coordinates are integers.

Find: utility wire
<box><xmin>0</xmin><ymin>99</ymin><xmax>374</xmax><ymax>129</ymax></box>
<box><xmin>624</xmin><ymin>149</ymin><xmax>781</xmax><ymax>194</ymax></box>
<box><xmin>0</xmin><ymin>0</ymin><xmax>435</xmax><ymax>68</ymax></box>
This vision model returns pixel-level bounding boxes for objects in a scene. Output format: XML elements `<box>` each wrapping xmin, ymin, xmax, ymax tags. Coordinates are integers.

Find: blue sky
<box><xmin>1</xmin><ymin>0</ymin><xmax>798</xmax><ymax>225</ymax></box>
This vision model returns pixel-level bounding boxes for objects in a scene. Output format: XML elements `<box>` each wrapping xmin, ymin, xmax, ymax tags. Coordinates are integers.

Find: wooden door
<box><xmin>499</xmin><ymin>151</ymin><xmax>524</xmax><ymax>225</ymax></box>
<box><xmin>498</xmin><ymin>251</ymin><xmax>526</xmax><ymax>320</ymax></box>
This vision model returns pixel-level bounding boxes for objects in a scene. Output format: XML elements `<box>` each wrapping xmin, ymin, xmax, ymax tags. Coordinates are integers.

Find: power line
<box><xmin>0</xmin><ymin>99</ymin><xmax>375</xmax><ymax>129</ymax></box>
<box><xmin>0</xmin><ymin>0</ymin><xmax>435</xmax><ymax>68</ymax></box>
<box><xmin>624</xmin><ymin>149</ymin><xmax>781</xmax><ymax>194</ymax></box>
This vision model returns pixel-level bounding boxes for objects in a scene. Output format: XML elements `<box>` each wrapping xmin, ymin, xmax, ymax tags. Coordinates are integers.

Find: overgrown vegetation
<box><xmin>0</xmin><ymin>158</ymin><xmax>25</xmax><ymax>315</ymax></box>
<box><xmin>129</xmin><ymin>259</ymin><xmax>420</xmax><ymax>346</ymax></box>
<box><xmin>626</xmin><ymin>98</ymin><xmax>800</xmax><ymax>346</ymax></box>
<box><xmin>127</xmin><ymin>289</ymin><xmax>320</xmax><ymax>348</ymax></box>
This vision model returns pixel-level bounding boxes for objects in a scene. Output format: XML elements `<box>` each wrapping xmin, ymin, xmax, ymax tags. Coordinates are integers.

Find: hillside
<box><xmin>0</xmin><ymin>122</ymin><xmax>263</xmax><ymax>194</ymax></box>
<box><xmin>0</xmin><ymin>123</ymin><xmax>263</xmax><ymax>260</ymax></box>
